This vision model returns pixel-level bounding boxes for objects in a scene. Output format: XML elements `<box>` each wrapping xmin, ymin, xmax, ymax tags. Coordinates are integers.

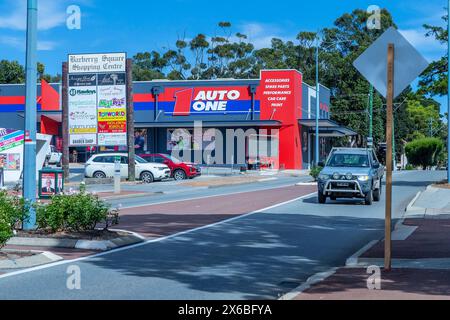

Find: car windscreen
<box><xmin>326</xmin><ymin>153</ymin><xmax>370</xmax><ymax>167</ymax></box>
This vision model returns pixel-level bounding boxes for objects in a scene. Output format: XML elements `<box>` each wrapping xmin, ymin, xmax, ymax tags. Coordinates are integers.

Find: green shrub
<box><xmin>405</xmin><ymin>137</ymin><xmax>445</xmax><ymax>169</ymax></box>
<box><xmin>309</xmin><ymin>166</ymin><xmax>323</xmax><ymax>181</ymax></box>
<box><xmin>0</xmin><ymin>191</ymin><xmax>27</xmax><ymax>247</ymax></box>
<box><xmin>36</xmin><ymin>188</ymin><xmax>115</xmax><ymax>232</ymax></box>
<box><xmin>405</xmin><ymin>164</ymin><xmax>415</xmax><ymax>170</ymax></box>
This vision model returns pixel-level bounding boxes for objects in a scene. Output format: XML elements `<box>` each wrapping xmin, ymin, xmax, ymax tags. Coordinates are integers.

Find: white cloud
<box><xmin>0</xmin><ymin>0</ymin><xmax>68</xmax><ymax>31</ymax></box>
<box><xmin>240</xmin><ymin>22</ymin><xmax>293</xmax><ymax>49</ymax></box>
<box><xmin>399</xmin><ymin>28</ymin><xmax>446</xmax><ymax>62</ymax></box>
<box><xmin>0</xmin><ymin>36</ymin><xmax>57</xmax><ymax>51</ymax></box>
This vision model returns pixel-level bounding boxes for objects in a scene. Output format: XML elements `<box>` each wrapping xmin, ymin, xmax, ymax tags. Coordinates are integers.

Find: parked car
<box><xmin>139</xmin><ymin>153</ymin><xmax>201</xmax><ymax>181</ymax></box>
<box><xmin>317</xmin><ymin>148</ymin><xmax>384</xmax><ymax>205</ymax></box>
<box><xmin>45</xmin><ymin>145</ymin><xmax>62</xmax><ymax>167</ymax></box>
<box><xmin>84</xmin><ymin>153</ymin><xmax>171</xmax><ymax>183</ymax></box>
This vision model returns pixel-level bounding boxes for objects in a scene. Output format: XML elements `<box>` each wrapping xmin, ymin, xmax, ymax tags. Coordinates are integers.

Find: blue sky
<box><xmin>0</xmin><ymin>0</ymin><xmax>448</xmax><ymax>114</ymax></box>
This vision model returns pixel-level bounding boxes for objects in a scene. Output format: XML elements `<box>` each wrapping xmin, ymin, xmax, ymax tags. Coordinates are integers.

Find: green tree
<box><xmin>418</xmin><ymin>12</ymin><xmax>448</xmax><ymax>96</ymax></box>
<box><xmin>405</xmin><ymin>137</ymin><xmax>444</xmax><ymax>169</ymax></box>
<box><xmin>0</xmin><ymin>60</ymin><xmax>25</xmax><ymax>84</ymax></box>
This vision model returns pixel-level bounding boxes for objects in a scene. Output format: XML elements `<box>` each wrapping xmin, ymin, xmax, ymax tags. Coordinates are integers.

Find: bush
<box><xmin>405</xmin><ymin>137</ymin><xmax>445</xmax><ymax>169</ymax></box>
<box><xmin>36</xmin><ymin>187</ymin><xmax>117</xmax><ymax>233</ymax></box>
<box><xmin>309</xmin><ymin>166</ymin><xmax>323</xmax><ymax>181</ymax></box>
<box><xmin>0</xmin><ymin>191</ymin><xmax>27</xmax><ymax>248</ymax></box>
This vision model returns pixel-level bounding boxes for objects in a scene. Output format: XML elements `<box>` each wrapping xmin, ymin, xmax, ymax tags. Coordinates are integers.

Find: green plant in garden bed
<box><xmin>309</xmin><ymin>166</ymin><xmax>323</xmax><ymax>182</ymax></box>
<box><xmin>0</xmin><ymin>191</ymin><xmax>27</xmax><ymax>248</ymax></box>
<box><xmin>35</xmin><ymin>186</ymin><xmax>119</xmax><ymax>233</ymax></box>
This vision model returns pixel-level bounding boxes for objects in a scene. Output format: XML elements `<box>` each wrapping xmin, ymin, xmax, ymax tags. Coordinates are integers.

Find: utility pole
<box><xmin>448</xmin><ymin>0</ymin><xmax>450</xmax><ymax>184</ymax></box>
<box><xmin>429</xmin><ymin>117</ymin><xmax>433</xmax><ymax>137</ymax></box>
<box><xmin>315</xmin><ymin>44</ymin><xmax>320</xmax><ymax>166</ymax></box>
<box><xmin>369</xmin><ymin>84</ymin><xmax>374</xmax><ymax>139</ymax></box>
<box><xmin>23</xmin><ymin>0</ymin><xmax>38</xmax><ymax>230</ymax></box>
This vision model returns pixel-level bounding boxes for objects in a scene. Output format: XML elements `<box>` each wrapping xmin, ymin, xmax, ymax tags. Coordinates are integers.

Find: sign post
<box><xmin>385</xmin><ymin>43</ymin><xmax>394</xmax><ymax>270</ymax></box>
<box><xmin>353</xmin><ymin>27</ymin><xmax>429</xmax><ymax>271</ymax></box>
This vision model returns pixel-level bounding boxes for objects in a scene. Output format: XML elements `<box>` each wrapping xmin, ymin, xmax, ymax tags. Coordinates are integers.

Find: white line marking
<box><xmin>0</xmin><ymin>191</ymin><xmax>317</xmax><ymax>280</ymax></box>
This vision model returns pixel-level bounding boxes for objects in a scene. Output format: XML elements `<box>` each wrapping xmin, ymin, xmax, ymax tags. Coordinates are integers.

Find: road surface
<box><xmin>0</xmin><ymin>170</ymin><xmax>444</xmax><ymax>299</ymax></box>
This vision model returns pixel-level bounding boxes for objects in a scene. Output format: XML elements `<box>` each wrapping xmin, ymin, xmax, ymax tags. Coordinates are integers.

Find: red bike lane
<box><xmin>115</xmin><ymin>184</ymin><xmax>316</xmax><ymax>238</ymax></box>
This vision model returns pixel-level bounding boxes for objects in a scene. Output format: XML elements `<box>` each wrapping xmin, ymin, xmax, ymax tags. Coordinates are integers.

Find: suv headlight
<box><xmin>318</xmin><ymin>173</ymin><xmax>329</xmax><ymax>180</ymax></box>
<box><xmin>357</xmin><ymin>175</ymin><xmax>370</xmax><ymax>181</ymax></box>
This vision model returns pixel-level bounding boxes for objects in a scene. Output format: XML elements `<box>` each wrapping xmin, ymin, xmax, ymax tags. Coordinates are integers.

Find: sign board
<box><xmin>353</xmin><ymin>27</ymin><xmax>429</xmax><ymax>99</ymax></box>
<box><xmin>68</xmin><ymin>53</ymin><xmax>127</xmax><ymax>147</ymax></box>
<box><xmin>68</xmin><ymin>53</ymin><xmax>126</xmax><ymax>74</ymax></box>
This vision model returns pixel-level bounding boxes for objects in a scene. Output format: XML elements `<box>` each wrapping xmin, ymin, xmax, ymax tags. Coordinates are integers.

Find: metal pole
<box><xmin>23</xmin><ymin>0</ymin><xmax>38</xmax><ymax>230</ymax></box>
<box><xmin>126</xmin><ymin>58</ymin><xmax>135</xmax><ymax>181</ymax></box>
<box><xmin>448</xmin><ymin>0</ymin><xmax>450</xmax><ymax>183</ymax></box>
<box><xmin>315</xmin><ymin>44</ymin><xmax>320</xmax><ymax>165</ymax></box>
<box><xmin>385</xmin><ymin>43</ymin><xmax>395</xmax><ymax>271</ymax></box>
<box><xmin>369</xmin><ymin>84</ymin><xmax>373</xmax><ymax>139</ymax></box>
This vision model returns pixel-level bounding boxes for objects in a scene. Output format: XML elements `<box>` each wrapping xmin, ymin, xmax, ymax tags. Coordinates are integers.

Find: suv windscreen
<box><xmin>326</xmin><ymin>153</ymin><xmax>370</xmax><ymax>167</ymax></box>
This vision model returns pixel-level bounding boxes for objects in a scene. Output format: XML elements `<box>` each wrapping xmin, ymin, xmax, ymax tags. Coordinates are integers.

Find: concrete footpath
<box><xmin>294</xmin><ymin>183</ymin><xmax>450</xmax><ymax>300</ymax></box>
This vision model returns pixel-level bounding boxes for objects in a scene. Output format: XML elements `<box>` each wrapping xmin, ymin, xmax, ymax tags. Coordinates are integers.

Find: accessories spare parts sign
<box><xmin>67</xmin><ymin>53</ymin><xmax>127</xmax><ymax>147</ymax></box>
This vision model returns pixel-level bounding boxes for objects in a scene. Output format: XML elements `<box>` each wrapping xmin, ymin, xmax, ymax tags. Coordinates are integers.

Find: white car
<box><xmin>85</xmin><ymin>153</ymin><xmax>171</xmax><ymax>183</ymax></box>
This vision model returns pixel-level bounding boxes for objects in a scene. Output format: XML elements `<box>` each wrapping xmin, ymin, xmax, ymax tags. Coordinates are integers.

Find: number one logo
<box><xmin>173</xmin><ymin>88</ymin><xmax>193</xmax><ymax>116</ymax></box>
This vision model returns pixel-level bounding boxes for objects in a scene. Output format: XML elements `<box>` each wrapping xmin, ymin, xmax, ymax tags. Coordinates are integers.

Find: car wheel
<box><xmin>173</xmin><ymin>169</ymin><xmax>187</xmax><ymax>181</ymax></box>
<box><xmin>93</xmin><ymin>171</ymin><xmax>106</xmax><ymax>179</ymax></box>
<box><xmin>364</xmin><ymin>189</ymin><xmax>373</xmax><ymax>205</ymax></box>
<box><xmin>318</xmin><ymin>192</ymin><xmax>326</xmax><ymax>204</ymax></box>
<box><xmin>373</xmin><ymin>179</ymin><xmax>381</xmax><ymax>201</ymax></box>
<box><xmin>140</xmin><ymin>171</ymin><xmax>154</xmax><ymax>183</ymax></box>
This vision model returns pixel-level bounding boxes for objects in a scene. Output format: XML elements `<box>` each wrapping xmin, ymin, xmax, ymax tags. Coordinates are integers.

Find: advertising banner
<box><xmin>0</xmin><ymin>129</ymin><xmax>24</xmax><ymax>152</ymax></box>
<box><xmin>97</xmin><ymin>72</ymin><xmax>127</xmax><ymax>146</ymax></box>
<box><xmin>67</xmin><ymin>53</ymin><xmax>127</xmax><ymax>147</ymax></box>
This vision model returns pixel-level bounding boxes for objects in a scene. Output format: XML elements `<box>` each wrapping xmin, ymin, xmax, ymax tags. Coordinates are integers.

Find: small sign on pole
<box><xmin>353</xmin><ymin>27</ymin><xmax>429</xmax><ymax>271</ymax></box>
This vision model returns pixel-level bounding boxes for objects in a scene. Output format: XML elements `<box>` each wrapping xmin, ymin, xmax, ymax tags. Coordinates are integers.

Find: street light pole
<box><xmin>315</xmin><ymin>44</ymin><xmax>320</xmax><ymax>166</ymax></box>
<box><xmin>369</xmin><ymin>84</ymin><xmax>373</xmax><ymax>139</ymax></box>
<box><xmin>23</xmin><ymin>0</ymin><xmax>38</xmax><ymax>230</ymax></box>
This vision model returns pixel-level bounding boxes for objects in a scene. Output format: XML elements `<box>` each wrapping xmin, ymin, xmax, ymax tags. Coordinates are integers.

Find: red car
<box><xmin>140</xmin><ymin>153</ymin><xmax>201</xmax><ymax>180</ymax></box>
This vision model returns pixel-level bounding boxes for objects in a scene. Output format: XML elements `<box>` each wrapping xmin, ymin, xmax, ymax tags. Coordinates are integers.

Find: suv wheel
<box><xmin>318</xmin><ymin>192</ymin><xmax>326</xmax><ymax>204</ymax></box>
<box><xmin>173</xmin><ymin>169</ymin><xmax>187</xmax><ymax>181</ymax></box>
<box><xmin>93</xmin><ymin>171</ymin><xmax>106</xmax><ymax>179</ymax></box>
<box><xmin>373</xmin><ymin>179</ymin><xmax>382</xmax><ymax>201</ymax></box>
<box><xmin>364</xmin><ymin>189</ymin><xmax>373</xmax><ymax>205</ymax></box>
<box><xmin>140</xmin><ymin>171</ymin><xmax>154</xmax><ymax>183</ymax></box>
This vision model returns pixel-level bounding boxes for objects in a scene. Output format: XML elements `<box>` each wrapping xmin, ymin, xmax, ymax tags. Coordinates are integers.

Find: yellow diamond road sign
<box><xmin>353</xmin><ymin>27</ymin><xmax>429</xmax><ymax>99</ymax></box>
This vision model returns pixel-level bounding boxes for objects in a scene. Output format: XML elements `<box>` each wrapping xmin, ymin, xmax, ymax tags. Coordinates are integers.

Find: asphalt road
<box><xmin>0</xmin><ymin>170</ymin><xmax>444</xmax><ymax>300</ymax></box>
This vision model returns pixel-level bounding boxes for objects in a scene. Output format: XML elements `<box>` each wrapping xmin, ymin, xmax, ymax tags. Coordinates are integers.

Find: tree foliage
<box><xmin>405</xmin><ymin>137</ymin><xmax>445</xmax><ymax>169</ymax></box>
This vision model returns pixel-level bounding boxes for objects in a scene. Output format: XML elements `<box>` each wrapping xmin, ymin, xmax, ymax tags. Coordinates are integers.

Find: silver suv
<box><xmin>317</xmin><ymin>148</ymin><xmax>384</xmax><ymax>205</ymax></box>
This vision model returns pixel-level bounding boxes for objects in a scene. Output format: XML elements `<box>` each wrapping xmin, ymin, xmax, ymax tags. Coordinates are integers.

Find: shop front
<box><xmin>0</xmin><ymin>69</ymin><xmax>356</xmax><ymax>170</ymax></box>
